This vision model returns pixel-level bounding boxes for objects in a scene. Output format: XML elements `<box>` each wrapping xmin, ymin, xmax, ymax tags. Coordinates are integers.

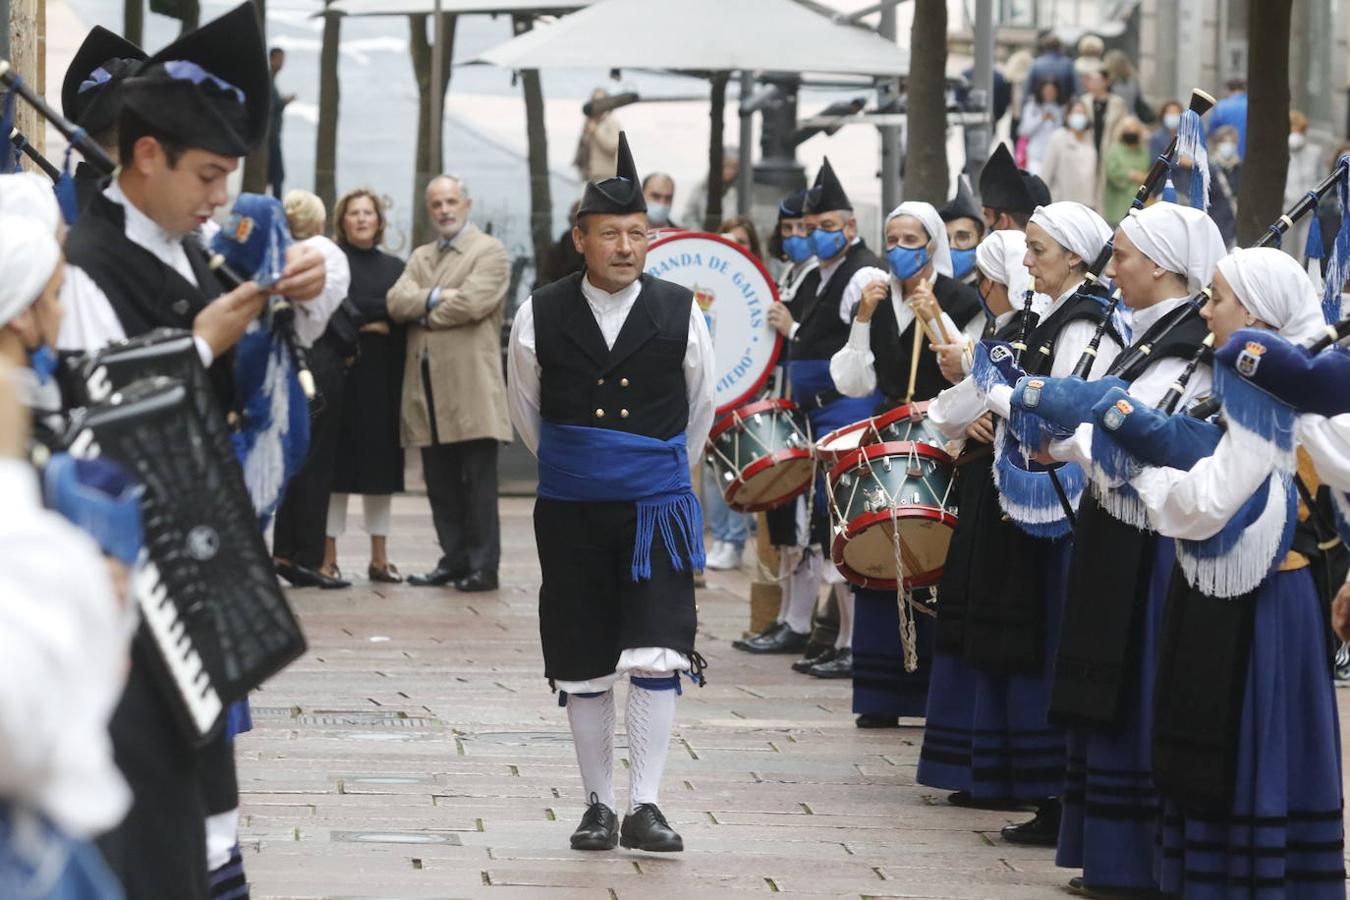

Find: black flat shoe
<box><xmin>276</xmin><ymin>560</ymin><xmax>350</xmax><ymax>590</ymax></box>
<box><xmin>792</xmin><ymin>646</ymin><xmax>838</xmax><ymax>673</ymax></box>
<box><xmin>947</xmin><ymin>791</ymin><xmax>1028</xmax><ymax>811</ymax></box>
<box><xmin>733</xmin><ymin>621</ymin><xmax>786</xmax><ymax>651</ymax></box>
<box><xmin>407</xmin><ymin>565</ymin><xmax>465</xmax><ymax>587</ymax></box>
<box><xmin>1001</xmin><ymin>798</ymin><xmax>1061</xmax><ymax>846</ymax></box>
<box><xmin>570</xmin><ymin>793</ymin><xmax>618</xmax><ymax>851</ymax></box>
<box><xmin>738</xmin><ymin>625</ymin><xmax>809</xmax><ymax>655</ymax></box>
<box><xmin>855</xmin><ymin>713</ymin><xmax>899</xmax><ymax>728</ymax></box>
<box><xmin>619</xmin><ymin>803</ymin><xmax>683</xmax><ymax>852</ymax></box>
<box><xmin>454</xmin><ymin>571</ymin><xmax>499</xmax><ymax>593</ymax></box>
<box><xmin>808</xmin><ymin>648</ymin><xmax>853</xmax><ymax>678</ymax></box>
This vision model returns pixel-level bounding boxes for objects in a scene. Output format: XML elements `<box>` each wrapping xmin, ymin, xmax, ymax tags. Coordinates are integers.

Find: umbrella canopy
<box><xmin>323</xmin><ymin>0</ymin><xmax>587</xmax><ymax>15</ymax></box>
<box><xmin>473</xmin><ymin>0</ymin><xmax>909</xmax><ymax>76</ymax></box>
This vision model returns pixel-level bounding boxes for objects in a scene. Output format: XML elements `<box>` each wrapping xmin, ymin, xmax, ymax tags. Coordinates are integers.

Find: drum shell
<box><xmin>706</xmin><ymin>398</ymin><xmax>814</xmax><ymax>512</ymax></box>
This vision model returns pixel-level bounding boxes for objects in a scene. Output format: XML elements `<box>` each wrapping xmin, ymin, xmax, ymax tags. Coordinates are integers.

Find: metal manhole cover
<box><xmin>462</xmin><ymin>731</ymin><xmax>574</xmax><ymax>745</ymax></box>
<box><xmin>296</xmin><ymin>711</ymin><xmax>440</xmax><ymax>728</ymax></box>
<box><xmin>331</xmin><ymin>831</ymin><xmax>462</xmax><ymax>845</ymax></box>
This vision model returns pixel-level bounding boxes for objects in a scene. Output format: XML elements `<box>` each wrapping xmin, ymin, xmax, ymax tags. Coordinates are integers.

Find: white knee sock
<box><xmin>327</xmin><ymin>493</ymin><xmax>349</xmax><ymax>537</ymax></box>
<box><xmin>625</xmin><ymin>675</ymin><xmax>678</xmax><ymax>810</ymax></box>
<box><xmin>775</xmin><ymin>546</ymin><xmax>803</xmax><ymax>622</ymax></box>
<box><xmin>834</xmin><ymin>582</ymin><xmax>855</xmax><ymax>650</ymax></box>
<box><xmin>783</xmin><ymin>548</ymin><xmax>822</xmax><ymax>635</ymax></box>
<box><xmin>362</xmin><ymin>494</ymin><xmax>392</xmax><ymax>536</ymax></box>
<box><xmin>566</xmin><ymin>691</ymin><xmax>615</xmax><ymax>810</ymax></box>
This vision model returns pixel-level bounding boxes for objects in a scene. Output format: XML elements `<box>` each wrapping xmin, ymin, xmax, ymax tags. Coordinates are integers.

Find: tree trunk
<box><xmin>314</xmin><ymin>0</ymin><xmax>341</xmax><ymax>213</ymax></box>
<box><xmin>904</xmin><ymin>0</ymin><xmax>949</xmax><ymax>205</ymax></box>
<box><xmin>1235</xmin><ymin>0</ymin><xmax>1291</xmax><ymax>246</ymax></box>
<box><xmin>514</xmin><ymin>14</ymin><xmax>553</xmax><ymax>288</ymax></box>
<box><xmin>123</xmin><ymin>0</ymin><xmax>143</xmax><ymax>46</ymax></box>
<box><xmin>240</xmin><ymin>0</ymin><xmax>269</xmax><ymax>194</ymax></box>
<box><xmin>409</xmin><ymin>12</ymin><xmax>456</xmax><ymax>245</ymax></box>
<box><xmin>704</xmin><ymin>71</ymin><xmax>729</xmax><ymax>232</ymax></box>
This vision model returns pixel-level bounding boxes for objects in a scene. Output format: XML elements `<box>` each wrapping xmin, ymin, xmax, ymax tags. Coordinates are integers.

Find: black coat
<box><xmin>331</xmin><ymin>245</ymin><xmax>409</xmax><ymax>495</ymax></box>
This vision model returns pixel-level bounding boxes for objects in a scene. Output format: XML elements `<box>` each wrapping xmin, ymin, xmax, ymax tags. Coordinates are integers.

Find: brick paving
<box><xmin>239</xmin><ymin>495</ymin><xmax>1350</xmax><ymax>899</ymax></box>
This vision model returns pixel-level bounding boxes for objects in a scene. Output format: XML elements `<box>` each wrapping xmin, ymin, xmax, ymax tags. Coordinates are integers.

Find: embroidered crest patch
<box><xmin>1235</xmin><ymin>340</ymin><xmax>1266</xmax><ymax>378</ymax></box>
<box><xmin>231</xmin><ymin>214</ymin><xmax>254</xmax><ymax>243</ymax></box>
<box><xmin>1022</xmin><ymin>378</ymin><xmax>1045</xmax><ymax>407</ymax></box>
<box><xmin>1102</xmin><ymin>397</ymin><xmax>1134</xmax><ymax>431</ymax></box>
<box><xmin>990</xmin><ymin>345</ymin><xmax>1012</xmax><ymax>363</ymax></box>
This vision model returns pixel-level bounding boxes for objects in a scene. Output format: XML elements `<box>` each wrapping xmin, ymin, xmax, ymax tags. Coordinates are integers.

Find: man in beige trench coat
<box><xmin>388</xmin><ymin>175</ymin><xmax>512</xmax><ymax>591</ymax></box>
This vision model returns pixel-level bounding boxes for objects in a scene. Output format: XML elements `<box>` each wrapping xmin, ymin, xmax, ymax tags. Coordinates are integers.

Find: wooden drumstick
<box><xmin>904</xmin><ymin>316</ymin><xmax>923</xmax><ymax>403</ymax></box>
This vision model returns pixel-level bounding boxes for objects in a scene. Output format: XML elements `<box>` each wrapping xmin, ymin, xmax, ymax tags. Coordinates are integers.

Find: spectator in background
<box><xmin>642</xmin><ymin>173</ymin><xmax>678</xmax><ymax>228</ymax></box>
<box><xmin>267</xmin><ymin>47</ymin><xmax>296</xmax><ymax>198</ymax></box>
<box><xmin>1102</xmin><ymin>116</ymin><xmax>1151</xmax><ymax>223</ymax></box>
<box><xmin>1105</xmin><ymin>48</ymin><xmax>1153</xmax><ymax>124</ymax></box>
<box><xmin>684</xmin><ymin>149</ymin><xmax>739</xmax><ymax>231</ymax></box>
<box><xmin>1004</xmin><ymin>48</ymin><xmax>1035</xmax><ymax>138</ymax></box>
<box><xmin>1040</xmin><ymin>98</ymin><xmax>1099</xmax><ymax>208</ymax></box>
<box><xmin>1078</xmin><ymin>59</ymin><xmax>1126</xmax><ymax>209</ymax></box>
<box><xmin>718</xmin><ymin>215</ymin><xmax>764</xmax><ymax>261</ymax></box>
<box><xmin>1075</xmin><ymin>33</ymin><xmax>1105</xmax><ymax>72</ymax></box>
<box><xmin>326</xmin><ymin>188</ymin><xmax>409</xmax><ymax>584</ymax></box>
<box><xmin>1283</xmin><ymin>111</ymin><xmax>1321</xmax><ymax>262</ymax></box>
<box><xmin>1022</xmin><ymin>32</ymin><xmax>1077</xmax><ymax>107</ymax></box>
<box><xmin>1018</xmin><ymin>80</ymin><xmax>1064</xmax><ymax>175</ymax></box>
<box><xmin>1148</xmin><ymin>99</ymin><xmax>1196</xmax><ymax>203</ymax></box>
<box><xmin>1208</xmin><ymin>125</ymin><xmax>1242</xmax><ymax>247</ymax></box>
<box><xmin>1208</xmin><ymin>79</ymin><xmax>1248</xmax><ymax>157</ymax></box>
<box><xmin>574</xmin><ymin>88</ymin><xmax>622</xmax><ymax>181</ymax></box>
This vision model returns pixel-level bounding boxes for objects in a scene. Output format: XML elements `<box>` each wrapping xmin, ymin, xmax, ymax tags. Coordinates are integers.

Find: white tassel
<box><xmin>241</xmin><ymin>341</ymin><xmax>293</xmax><ymax>516</ymax></box>
<box><xmin>1177</xmin><ymin>475</ymin><xmax>1290</xmax><ymax>598</ymax></box>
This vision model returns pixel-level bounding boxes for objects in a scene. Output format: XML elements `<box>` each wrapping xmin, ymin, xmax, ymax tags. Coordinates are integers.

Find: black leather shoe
<box><xmin>738</xmin><ymin>625</ymin><xmax>809</xmax><ymax>655</ymax></box>
<box><xmin>855</xmin><ymin>713</ymin><xmax>899</xmax><ymax>728</ymax></box>
<box><xmin>732</xmin><ymin>622</ymin><xmax>786</xmax><ymax>651</ymax></box>
<box><xmin>1001</xmin><ymin>798</ymin><xmax>1061</xmax><ymax>846</ymax></box>
<box><xmin>947</xmin><ymin>791</ymin><xmax>1028</xmax><ymax>811</ymax></box>
<box><xmin>569</xmin><ymin>794</ymin><xmax>618</xmax><ymax>851</ymax></box>
<box><xmin>792</xmin><ymin>646</ymin><xmax>838</xmax><ymax>673</ymax></box>
<box><xmin>454</xmin><ymin>571</ymin><xmax>499</xmax><ymax>593</ymax></box>
<box><xmin>1068</xmin><ymin>875</ymin><xmax>1168</xmax><ymax>898</ymax></box>
<box><xmin>619</xmin><ymin>803</ymin><xmax>683</xmax><ymax>852</ymax></box>
<box><xmin>407</xmin><ymin>565</ymin><xmax>465</xmax><ymax>587</ymax></box>
<box><xmin>276</xmin><ymin>560</ymin><xmax>350</xmax><ymax>590</ymax></box>
<box><xmin>808</xmin><ymin>648</ymin><xmax>853</xmax><ymax>678</ymax></box>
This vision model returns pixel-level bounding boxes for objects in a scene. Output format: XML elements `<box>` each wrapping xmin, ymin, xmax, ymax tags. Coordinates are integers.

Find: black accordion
<box><xmin>64</xmin><ymin>329</ymin><xmax>306</xmax><ymax>745</ymax></box>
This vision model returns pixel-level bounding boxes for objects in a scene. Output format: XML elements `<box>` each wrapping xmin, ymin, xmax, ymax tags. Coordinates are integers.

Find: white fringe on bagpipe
<box><xmin>1092</xmin><ymin>480</ymin><xmax>1153</xmax><ymax>531</ymax></box>
<box><xmin>991</xmin><ymin>420</ymin><xmax>1083</xmax><ymax>539</ymax></box>
<box><xmin>240</xmin><ymin>336</ymin><xmax>294</xmax><ymax>520</ymax></box>
<box><xmin>1176</xmin><ymin>473</ymin><xmax>1295</xmax><ymax>599</ymax></box>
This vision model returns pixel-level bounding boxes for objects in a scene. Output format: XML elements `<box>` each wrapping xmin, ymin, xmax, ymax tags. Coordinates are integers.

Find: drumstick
<box><xmin>904</xmin><ymin>316</ymin><xmax>924</xmax><ymax>403</ymax></box>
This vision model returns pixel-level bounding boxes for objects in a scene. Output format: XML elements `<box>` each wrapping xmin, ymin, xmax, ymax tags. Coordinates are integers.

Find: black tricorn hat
<box><xmin>120</xmin><ymin>3</ymin><xmax>271</xmax><ymax>157</ymax></box>
<box><xmin>978</xmin><ymin>143</ymin><xmax>1052</xmax><ymax>214</ymax></box>
<box><xmin>804</xmin><ymin>157</ymin><xmax>852</xmax><ymax>214</ymax></box>
<box><xmin>61</xmin><ymin>27</ymin><xmax>147</xmax><ymax>136</ymax></box>
<box><xmin>577</xmin><ymin>131</ymin><xmax>647</xmax><ymax>217</ymax></box>
<box><xmin>778</xmin><ymin>187</ymin><xmax>808</xmax><ymax>221</ymax></box>
<box><xmin>940</xmin><ymin>177</ymin><xmax>983</xmax><ymax>224</ymax></box>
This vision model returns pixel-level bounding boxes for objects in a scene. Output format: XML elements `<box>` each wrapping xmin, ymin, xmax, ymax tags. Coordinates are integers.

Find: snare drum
<box><xmin>815</xmin><ymin>401</ymin><xmax>948</xmax><ymax>467</ymax></box>
<box><xmin>826</xmin><ymin>440</ymin><xmax>957</xmax><ymax>590</ymax></box>
<box><xmin>706</xmin><ymin>399</ymin><xmax>814</xmax><ymax>512</ymax></box>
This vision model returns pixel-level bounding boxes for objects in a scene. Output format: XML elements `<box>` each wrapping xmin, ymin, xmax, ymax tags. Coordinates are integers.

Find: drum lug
<box><xmin>840</xmin><ymin>473</ymin><xmax>853</xmax><ymax>487</ymax></box>
<box><xmin>907</xmin><ymin>465</ymin><xmax>923</xmax><ymax>478</ymax></box>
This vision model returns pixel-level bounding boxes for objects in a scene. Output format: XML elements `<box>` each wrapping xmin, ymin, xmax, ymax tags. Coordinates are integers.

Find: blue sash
<box><xmin>538</xmin><ymin>421</ymin><xmax>705</xmax><ymax>581</ymax></box>
<box><xmin>786</xmin><ymin>358</ymin><xmax>880</xmax><ymax>435</ymax></box>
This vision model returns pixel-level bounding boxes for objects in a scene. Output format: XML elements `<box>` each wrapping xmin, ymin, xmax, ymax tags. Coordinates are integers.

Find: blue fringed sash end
<box><xmin>991</xmin><ymin>423</ymin><xmax>1083</xmax><ymax>539</ymax></box>
<box><xmin>633</xmin><ymin>490</ymin><xmax>706</xmax><ymax>581</ymax></box>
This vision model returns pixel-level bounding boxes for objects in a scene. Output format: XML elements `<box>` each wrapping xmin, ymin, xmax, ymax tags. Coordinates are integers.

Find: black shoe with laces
<box><xmin>732</xmin><ymin>621</ymin><xmax>787</xmax><ymax>651</ymax></box>
<box><xmin>792</xmin><ymin>645</ymin><xmax>838</xmax><ymax>673</ymax></box>
<box><xmin>1000</xmin><ymin>798</ymin><xmax>1061</xmax><ymax>846</ymax></box>
<box><xmin>619</xmin><ymin>803</ymin><xmax>683</xmax><ymax>852</ymax></box>
<box><xmin>569</xmin><ymin>793</ymin><xmax>618</xmax><ymax>851</ymax></box>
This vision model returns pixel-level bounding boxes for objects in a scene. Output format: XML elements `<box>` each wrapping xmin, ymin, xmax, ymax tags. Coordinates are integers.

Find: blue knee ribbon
<box><xmin>557</xmin><ymin>689</ymin><xmax>608</xmax><ymax>708</ymax></box>
<box><xmin>630</xmin><ymin>674</ymin><xmax>682</xmax><ymax>695</ymax></box>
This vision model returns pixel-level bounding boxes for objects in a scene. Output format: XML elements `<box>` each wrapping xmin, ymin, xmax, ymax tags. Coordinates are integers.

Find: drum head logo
<box><xmin>186</xmin><ymin>525</ymin><xmax>221</xmax><ymax>561</ymax></box>
<box><xmin>646</xmin><ymin>233</ymin><xmax>781</xmax><ymax>415</ymax></box>
<box><xmin>1102</xmin><ymin>397</ymin><xmax>1133</xmax><ymax>431</ymax></box>
<box><xmin>1236</xmin><ymin>340</ymin><xmax>1266</xmax><ymax>377</ymax></box>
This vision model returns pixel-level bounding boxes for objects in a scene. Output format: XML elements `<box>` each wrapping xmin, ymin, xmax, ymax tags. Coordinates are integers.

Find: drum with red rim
<box><xmin>826</xmin><ymin>440</ymin><xmax>957</xmax><ymax>590</ymax></box>
<box><xmin>814</xmin><ymin>400</ymin><xmax>949</xmax><ymax>466</ymax></box>
<box><xmin>706</xmin><ymin>398</ymin><xmax>813</xmax><ymax>512</ymax></box>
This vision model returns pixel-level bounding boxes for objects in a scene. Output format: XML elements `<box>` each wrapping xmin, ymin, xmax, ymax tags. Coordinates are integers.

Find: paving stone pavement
<box><xmin>240</xmin><ymin>495</ymin><xmax>1350</xmax><ymax>899</ymax></box>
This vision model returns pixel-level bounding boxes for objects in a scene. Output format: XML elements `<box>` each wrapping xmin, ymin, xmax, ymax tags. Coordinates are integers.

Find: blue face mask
<box><xmin>950</xmin><ymin>247</ymin><xmax>977</xmax><ymax>280</ymax></box>
<box><xmin>810</xmin><ymin>227</ymin><xmax>848</xmax><ymax>261</ymax></box>
<box><xmin>887</xmin><ymin>245</ymin><xmax>929</xmax><ymax>281</ymax></box>
<box><xmin>782</xmin><ymin>234</ymin><xmax>813</xmax><ymax>264</ymax></box>
<box><xmin>29</xmin><ymin>344</ymin><xmax>57</xmax><ymax>385</ymax></box>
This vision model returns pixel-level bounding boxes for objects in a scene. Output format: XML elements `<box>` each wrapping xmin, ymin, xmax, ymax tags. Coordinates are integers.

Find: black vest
<box><xmin>870</xmin><ymin>273</ymin><xmax>984</xmax><ymax>408</ymax></box>
<box><xmin>1018</xmin><ymin>284</ymin><xmax>1119</xmax><ymax>377</ymax></box>
<box><xmin>533</xmin><ymin>273</ymin><xmax>692</xmax><ymax>441</ymax></box>
<box><xmin>1107</xmin><ymin>301</ymin><xmax>1210</xmax><ymax>382</ymax></box>
<box><xmin>790</xmin><ymin>240</ymin><xmax>883</xmax><ymax>360</ymax></box>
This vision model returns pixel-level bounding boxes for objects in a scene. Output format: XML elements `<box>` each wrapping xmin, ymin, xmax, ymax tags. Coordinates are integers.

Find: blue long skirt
<box><xmin>965</xmin><ymin>536</ymin><xmax>1072</xmax><ymax>801</ymax></box>
<box><xmin>851</xmin><ymin>587</ymin><xmax>933</xmax><ymax>718</ymax></box>
<box><xmin>916</xmin><ymin>649</ymin><xmax>978</xmax><ymax>791</ymax></box>
<box><xmin>1056</xmin><ymin>538</ymin><xmax>1172</xmax><ymax>889</ymax></box>
<box><xmin>1157</xmin><ymin>567</ymin><xmax>1346</xmax><ymax>898</ymax></box>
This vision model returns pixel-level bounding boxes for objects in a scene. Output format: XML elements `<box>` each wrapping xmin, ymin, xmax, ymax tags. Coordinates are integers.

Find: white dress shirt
<box><xmin>777</xmin><ymin>259</ymin><xmax>819</xmax><ymax>305</ymax></box>
<box><xmin>1301</xmin><ymin>414</ymin><xmax>1350</xmax><ymax>490</ymax></box>
<box><xmin>785</xmin><ymin>238</ymin><xmax>882</xmax><ymax>340</ymax></box>
<box><xmin>927</xmin><ymin>309</ymin><xmax>1017</xmax><ymax>439</ymax></box>
<box><xmin>290</xmin><ymin>235</ymin><xmax>350</xmax><ymax>348</ymax></box>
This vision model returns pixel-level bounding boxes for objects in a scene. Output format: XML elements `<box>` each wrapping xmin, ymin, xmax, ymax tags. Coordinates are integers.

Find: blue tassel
<box><xmin>1090</xmin><ymin>424</ymin><xmax>1143</xmax><ymax>485</ymax></box>
<box><xmin>52</xmin><ymin>130</ymin><xmax>87</xmax><ymax>225</ymax></box>
<box><xmin>632</xmin><ymin>490</ymin><xmax>705</xmax><ymax>581</ymax></box>
<box><xmin>1177</xmin><ymin>108</ymin><xmax>1210</xmax><ymax>211</ymax></box>
<box><xmin>992</xmin><ymin>430</ymin><xmax>1083</xmax><ymax>539</ymax></box>
<box><xmin>1305</xmin><ymin>204</ymin><xmax>1324</xmax><ymax>263</ymax></box>
<box><xmin>1320</xmin><ymin>157</ymin><xmax>1350</xmax><ymax>324</ymax></box>
<box><xmin>1162</xmin><ymin>175</ymin><xmax>1178</xmax><ymax>204</ymax></box>
<box><xmin>1212</xmin><ymin>362</ymin><xmax>1297</xmax><ymax>457</ymax></box>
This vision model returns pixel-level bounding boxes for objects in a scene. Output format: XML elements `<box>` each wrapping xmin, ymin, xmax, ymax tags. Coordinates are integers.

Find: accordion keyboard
<box><xmin>133</xmin><ymin>553</ymin><xmax>224</xmax><ymax>735</ymax></box>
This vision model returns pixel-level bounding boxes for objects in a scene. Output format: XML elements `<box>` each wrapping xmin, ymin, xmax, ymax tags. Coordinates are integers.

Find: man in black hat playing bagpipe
<box><xmin>507</xmin><ymin>132</ymin><xmax>714</xmax><ymax>853</ymax></box>
<box><xmin>55</xmin><ymin>5</ymin><xmax>328</xmax><ymax>897</ymax></box>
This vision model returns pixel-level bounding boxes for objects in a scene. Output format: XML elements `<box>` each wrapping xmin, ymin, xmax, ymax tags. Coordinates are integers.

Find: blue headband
<box><xmin>163</xmin><ymin>60</ymin><xmax>244</xmax><ymax>105</ymax></box>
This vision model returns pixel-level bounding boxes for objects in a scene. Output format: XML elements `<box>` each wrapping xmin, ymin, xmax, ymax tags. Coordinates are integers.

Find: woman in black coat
<box><xmin>322</xmin><ymin>188</ymin><xmax>409</xmax><ymax>582</ymax></box>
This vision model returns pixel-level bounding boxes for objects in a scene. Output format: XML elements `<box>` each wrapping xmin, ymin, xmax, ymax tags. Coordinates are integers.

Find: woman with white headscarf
<box><xmin>823</xmin><ymin>201</ymin><xmax>986</xmax><ymax>723</ymax></box>
<box><xmin>1002</xmin><ymin>203</ymin><xmax>1227</xmax><ymax>894</ymax></box>
<box><xmin>1107</xmin><ymin>247</ymin><xmax>1346</xmax><ymax>898</ymax></box>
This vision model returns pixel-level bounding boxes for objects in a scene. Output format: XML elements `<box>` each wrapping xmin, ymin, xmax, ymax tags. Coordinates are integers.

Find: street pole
<box><xmin>737</xmin><ymin>70</ymin><xmax>754</xmax><ymax>216</ymax></box>
<box><xmin>429</xmin><ymin>0</ymin><xmax>444</xmax><ymax>177</ymax></box>
<box><xmin>968</xmin><ymin>0</ymin><xmax>995</xmax><ymax>182</ymax></box>
<box><xmin>878</xmin><ymin>0</ymin><xmax>899</xmax><ymax>229</ymax></box>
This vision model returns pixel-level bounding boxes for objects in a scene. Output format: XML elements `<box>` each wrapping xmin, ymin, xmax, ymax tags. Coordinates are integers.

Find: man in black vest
<box><xmin>978</xmin><ymin>142</ymin><xmax>1051</xmax><ymax>233</ymax></box>
<box><xmin>507</xmin><ymin>133</ymin><xmax>714</xmax><ymax>854</ymax></box>
<box><xmin>60</xmin><ymin>7</ymin><xmax>327</xmax><ymax>897</ymax></box>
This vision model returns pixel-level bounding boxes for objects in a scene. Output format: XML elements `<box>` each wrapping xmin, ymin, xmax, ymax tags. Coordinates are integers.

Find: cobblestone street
<box><xmin>238</xmin><ymin>496</ymin><xmax>1350</xmax><ymax>899</ymax></box>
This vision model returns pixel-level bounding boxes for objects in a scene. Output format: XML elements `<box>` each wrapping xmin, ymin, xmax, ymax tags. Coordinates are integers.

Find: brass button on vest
<box><xmin>596</xmin><ymin>377</ymin><xmax>605</xmax><ymax>386</ymax></box>
<box><xmin>619</xmin><ymin>409</ymin><xmax>630</xmax><ymax>418</ymax></box>
<box><xmin>619</xmin><ymin>377</ymin><xmax>630</xmax><ymax>387</ymax></box>
<box><xmin>594</xmin><ymin>408</ymin><xmax>606</xmax><ymax>418</ymax></box>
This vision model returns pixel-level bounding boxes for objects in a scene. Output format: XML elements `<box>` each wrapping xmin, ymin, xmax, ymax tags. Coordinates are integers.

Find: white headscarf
<box><xmin>1119</xmin><ymin>202</ymin><xmax>1226</xmax><ymax>294</ymax></box>
<box><xmin>0</xmin><ymin>172</ymin><xmax>61</xmax><ymax>235</ymax></box>
<box><xmin>1029</xmin><ymin>201</ymin><xmax>1112</xmax><ymax>267</ymax></box>
<box><xmin>0</xmin><ymin>213</ymin><xmax>61</xmax><ymax>327</ymax></box>
<box><xmin>1214</xmin><ymin>247</ymin><xmax>1326</xmax><ymax>343</ymax></box>
<box><xmin>885</xmin><ymin>201</ymin><xmax>953</xmax><ymax>278</ymax></box>
<box><xmin>975</xmin><ymin>230</ymin><xmax>1032</xmax><ymax>300</ymax></box>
